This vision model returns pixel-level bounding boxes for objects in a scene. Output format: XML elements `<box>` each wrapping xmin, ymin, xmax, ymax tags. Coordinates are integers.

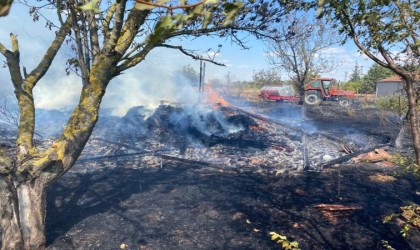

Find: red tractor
<box><xmin>259</xmin><ymin>78</ymin><xmax>356</xmax><ymax>106</ymax></box>
<box><xmin>304</xmin><ymin>78</ymin><xmax>356</xmax><ymax>106</ymax></box>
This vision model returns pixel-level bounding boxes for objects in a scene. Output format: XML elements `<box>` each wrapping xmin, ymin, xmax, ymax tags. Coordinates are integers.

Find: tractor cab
<box><xmin>306</xmin><ymin>78</ymin><xmax>333</xmax><ymax>97</ymax></box>
<box><xmin>321</xmin><ymin>79</ymin><xmax>331</xmax><ymax>96</ymax></box>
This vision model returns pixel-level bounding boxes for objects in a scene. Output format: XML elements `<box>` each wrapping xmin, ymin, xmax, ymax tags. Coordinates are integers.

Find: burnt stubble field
<box><xmin>3</xmin><ymin>98</ymin><xmax>419</xmax><ymax>249</ymax></box>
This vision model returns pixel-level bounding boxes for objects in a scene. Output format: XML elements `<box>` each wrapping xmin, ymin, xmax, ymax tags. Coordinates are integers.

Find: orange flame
<box><xmin>204</xmin><ymin>84</ymin><xmax>230</xmax><ymax>108</ymax></box>
<box><xmin>249</xmin><ymin>125</ymin><xmax>266</xmax><ymax>133</ymax></box>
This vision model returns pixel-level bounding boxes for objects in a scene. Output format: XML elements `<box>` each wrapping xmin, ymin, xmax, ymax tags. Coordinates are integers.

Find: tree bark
<box><xmin>405</xmin><ymin>78</ymin><xmax>420</xmax><ymax>165</ymax></box>
<box><xmin>0</xmin><ymin>177</ymin><xmax>23</xmax><ymax>250</ymax></box>
<box><xmin>1</xmin><ymin>176</ymin><xmax>48</xmax><ymax>250</ymax></box>
<box><xmin>298</xmin><ymin>83</ymin><xmax>305</xmax><ymax>105</ymax></box>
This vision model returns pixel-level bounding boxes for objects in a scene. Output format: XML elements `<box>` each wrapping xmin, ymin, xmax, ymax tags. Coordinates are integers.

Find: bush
<box><xmin>342</xmin><ymin>81</ymin><xmax>362</xmax><ymax>92</ymax></box>
<box><xmin>375</xmin><ymin>95</ymin><xmax>408</xmax><ymax>114</ymax></box>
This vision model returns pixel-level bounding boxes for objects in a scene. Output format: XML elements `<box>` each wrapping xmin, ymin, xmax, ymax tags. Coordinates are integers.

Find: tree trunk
<box><xmin>1</xmin><ymin>177</ymin><xmax>23</xmax><ymax>250</ymax></box>
<box><xmin>298</xmin><ymin>84</ymin><xmax>305</xmax><ymax>105</ymax></box>
<box><xmin>1</xmin><ymin>177</ymin><xmax>48</xmax><ymax>250</ymax></box>
<box><xmin>405</xmin><ymin>78</ymin><xmax>420</xmax><ymax>165</ymax></box>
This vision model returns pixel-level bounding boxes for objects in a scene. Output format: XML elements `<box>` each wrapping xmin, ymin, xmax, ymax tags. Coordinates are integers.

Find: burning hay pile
<box><xmin>74</xmin><ymin>101</ymin><xmax>354</xmax><ymax>175</ymax></box>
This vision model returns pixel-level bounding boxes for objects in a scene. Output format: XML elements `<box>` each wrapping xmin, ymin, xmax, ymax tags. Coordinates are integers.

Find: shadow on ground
<box><xmin>46</xmin><ymin>159</ymin><xmax>419</xmax><ymax>250</ymax></box>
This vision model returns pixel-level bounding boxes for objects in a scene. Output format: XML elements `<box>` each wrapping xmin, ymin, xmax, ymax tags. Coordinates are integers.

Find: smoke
<box><xmin>102</xmin><ymin>58</ymin><xmax>203</xmax><ymax>116</ymax></box>
<box><xmin>179</xmin><ymin>104</ymin><xmax>244</xmax><ymax>136</ymax></box>
<box><xmin>1</xmin><ymin>46</ymin><xmax>246</xmax><ymax>139</ymax></box>
<box><xmin>34</xmin><ymin>74</ymin><xmax>82</xmax><ymax>110</ymax></box>
<box><xmin>102</xmin><ymin>77</ymin><xmax>195</xmax><ymax>116</ymax></box>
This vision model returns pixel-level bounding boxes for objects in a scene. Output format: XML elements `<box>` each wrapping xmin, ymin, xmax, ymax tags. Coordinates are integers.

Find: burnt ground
<box><xmin>230</xmin><ymin>98</ymin><xmax>401</xmax><ymax>148</ymax></box>
<box><xmin>46</xmin><ymin>160</ymin><xmax>419</xmax><ymax>250</ymax></box>
<box><xmin>9</xmin><ymin>100</ymin><xmax>420</xmax><ymax>249</ymax></box>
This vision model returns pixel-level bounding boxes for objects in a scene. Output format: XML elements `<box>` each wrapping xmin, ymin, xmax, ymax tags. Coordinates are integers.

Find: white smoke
<box><xmin>34</xmin><ymin>74</ymin><xmax>82</xmax><ymax>110</ymax></box>
<box><xmin>181</xmin><ymin>104</ymin><xmax>244</xmax><ymax>136</ymax></box>
<box><xmin>103</xmin><ymin>56</ymin><xmax>201</xmax><ymax>116</ymax></box>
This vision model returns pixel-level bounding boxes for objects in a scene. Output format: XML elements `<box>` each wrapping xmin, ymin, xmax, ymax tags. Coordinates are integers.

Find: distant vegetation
<box><xmin>342</xmin><ymin>63</ymin><xmax>394</xmax><ymax>94</ymax></box>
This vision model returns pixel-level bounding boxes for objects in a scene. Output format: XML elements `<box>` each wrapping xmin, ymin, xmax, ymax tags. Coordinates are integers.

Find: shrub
<box><xmin>375</xmin><ymin>95</ymin><xmax>408</xmax><ymax>114</ymax></box>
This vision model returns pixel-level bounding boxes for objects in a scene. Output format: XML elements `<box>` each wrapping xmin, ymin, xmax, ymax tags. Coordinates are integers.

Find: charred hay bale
<box><xmin>123</xmin><ymin>106</ymin><xmax>149</xmax><ymax>125</ymax></box>
<box><xmin>145</xmin><ymin>105</ymin><xmax>185</xmax><ymax>131</ymax></box>
<box><xmin>226</xmin><ymin>114</ymin><xmax>258</xmax><ymax>129</ymax></box>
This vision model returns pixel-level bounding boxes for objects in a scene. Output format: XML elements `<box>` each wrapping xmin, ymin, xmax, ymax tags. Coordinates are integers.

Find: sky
<box><xmin>0</xmin><ymin>4</ymin><xmax>374</xmax><ymax>115</ymax></box>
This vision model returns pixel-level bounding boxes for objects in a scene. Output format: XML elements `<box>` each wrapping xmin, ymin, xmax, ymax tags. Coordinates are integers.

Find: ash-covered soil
<box><xmin>44</xmin><ymin>100</ymin><xmax>419</xmax><ymax>249</ymax></box>
<box><xmin>2</xmin><ymin>99</ymin><xmax>419</xmax><ymax>249</ymax></box>
<box><xmin>46</xmin><ymin>160</ymin><xmax>419</xmax><ymax>250</ymax></box>
<box><xmin>230</xmin><ymin>99</ymin><xmax>402</xmax><ymax>148</ymax></box>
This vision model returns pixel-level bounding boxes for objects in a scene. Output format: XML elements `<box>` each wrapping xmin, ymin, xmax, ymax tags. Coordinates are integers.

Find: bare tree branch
<box><xmin>265</xmin><ymin>13</ymin><xmax>340</xmax><ymax>98</ymax></box>
<box><xmin>68</xmin><ymin>3</ymin><xmax>90</xmax><ymax>86</ymax></box>
<box><xmin>158</xmin><ymin>44</ymin><xmax>226</xmax><ymax>66</ymax></box>
<box><xmin>104</xmin><ymin>0</ymin><xmax>127</xmax><ymax>51</ymax></box>
<box><xmin>86</xmin><ymin>9</ymin><xmax>100</xmax><ymax>62</ymax></box>
<box><xmin>103</xmin><ymin>3</ymin><xmax>116</xmax><ymax>43</ymax></box>
<box><xmin>340</xmin><ymin>8</ymin><xmax>389</xmax><ymax>69</ymax></box>
<box><xmin>0</xmin><ymin>34</ymin><xmax>23</xmax><ymax>91</ymax></box>
<box><xmin>135</xmin><ymin>0</ymin><xmax>207</xmax><ymax>11</ymax></box>
<box><xmin>0</xmin><ymin>97</ymin><xmax>19</xmax><ymax>128</ymax></box>
<box><xmin>25</xmin><ymin>16</ymin><xmax>72</xmax><ymax>88</ymax></box>
<box><xmin>114</xmin><ymin>6</ymin><xmax>150</xmax><ymax>56</ymax></box>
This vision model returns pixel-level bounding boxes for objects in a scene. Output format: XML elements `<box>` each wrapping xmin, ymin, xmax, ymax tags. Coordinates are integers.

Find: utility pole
<box><xmin>199</xmin><ymin>60</ymin><xmax>202</xmax><ymax>92</ymax></box>
<box><xmin>198</xmin><ymin>59</ymin><xmax>206</xmax><ymax>93</ymax></box>
<box><xmin>225</xmin><ymin>71</ymin><xmax>231</xmax><ymax>85</ymax></box>
<box><xmin>201</xmin><ymin>61</ymin><xmax>206</xmax><ymax>90</ymax></box>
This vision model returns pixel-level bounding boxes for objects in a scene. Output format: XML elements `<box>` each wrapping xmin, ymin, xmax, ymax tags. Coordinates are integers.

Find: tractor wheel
<box><xmin>339</xmin><ymin>98</ymin><xmax>352</xmax><ymax>107</ymax></box>
<box><xmin>304</xmin><ymin>91</ymin><xmax>321</xmax><ymax>105</ymax></box>
<box><xmin>261</xmin><ymin>95</ymin><xmax>269</xmax><ymax>102</ymax></box>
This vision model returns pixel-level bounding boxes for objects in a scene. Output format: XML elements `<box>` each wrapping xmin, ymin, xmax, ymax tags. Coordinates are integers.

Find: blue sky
<box><xmin>0</xmin><ymin>4</ymin><xmax>374</xmax><ymax>114</ymax></box>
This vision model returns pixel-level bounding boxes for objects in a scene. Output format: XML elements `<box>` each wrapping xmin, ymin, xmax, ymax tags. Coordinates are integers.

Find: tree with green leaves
<box><xmin>0</xmin><ymin>0</ymin><xmax>303</xmax><ymax>248</ymax></box>
<box><xmin>343</xmin><ymin>80</ymin><xmax>362</xmax><ymax>92</ymax></box>
<box><xmin>349</xmin><ymin>61</ymin><xmax>362</xmax><ymax>82</ymax></box>
<box><xmin>320</xmin><ymin>0</ymin><xmax>420</xmax><ymax>164</ymax></box>
<box><xmin>360</xmin><ymin>63</ymin><xmax>394</xmax><ymax>94</ymax></box>
<box><xmin>176</xmin><ymin>64</ymin><xmax>200</xmax><ymax>86</ymax></box>
<box><xmin>252</xmin><ymin>68</ymin><xmax>284</xmax><ymax>87</ymax></box>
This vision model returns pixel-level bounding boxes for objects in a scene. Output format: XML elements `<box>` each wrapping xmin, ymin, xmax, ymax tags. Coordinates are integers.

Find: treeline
<box><xmin>341</xmin><ymin>63</ymin><xmax>394</xmax><ymax>94</ymax></box>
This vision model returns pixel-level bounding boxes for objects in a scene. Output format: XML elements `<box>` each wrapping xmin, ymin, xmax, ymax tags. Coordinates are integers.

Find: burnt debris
<box><xmin>69</xmin><ymin>103</ymin><xmax>366</xmax><ymax>174</ymax></box>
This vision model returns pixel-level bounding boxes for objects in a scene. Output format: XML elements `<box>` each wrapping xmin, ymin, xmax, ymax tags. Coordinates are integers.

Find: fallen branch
<box><xmin>83</xmin><ymin>138</ymin><xmax>243</xmax><ymax>173</ymax></box>
<box><xmin>77</xmin><ymin>152</ymin><xmax>152</xmax><ymax>163</ymax></box>
<box><xmin>159</xmin><ymin>154</ymin><xmax>224</xmax><ymax>169</ymax></box>
<box><xmin>315</xmin><ymin>204</ymin><xmax>363</xmax><ymax>211</ymax></box>
<box><xmin>90</xmin><ymin>138</ymin><xmax>153</xmax><ymax>153</ymax></box>
<box><xmin>321</xmin><ymin>144</ymin><xmax>390</xmax><ymax>168</ymax></box>
<box><xmin>340</xmin><ymin>144</ymin><xmax>353</xmax><ymax>154</ymax></box>
<box><xmin>317</xmin><ymin>132</ymin><xmax>355</xmax><ymax>151</ymax></box>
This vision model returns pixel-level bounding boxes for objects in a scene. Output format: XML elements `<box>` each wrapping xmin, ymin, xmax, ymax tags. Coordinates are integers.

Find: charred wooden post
<box><xmin>302</xmin><ymin>133</ymin><xmax>310</xmax><ymax>171</ymax></box>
